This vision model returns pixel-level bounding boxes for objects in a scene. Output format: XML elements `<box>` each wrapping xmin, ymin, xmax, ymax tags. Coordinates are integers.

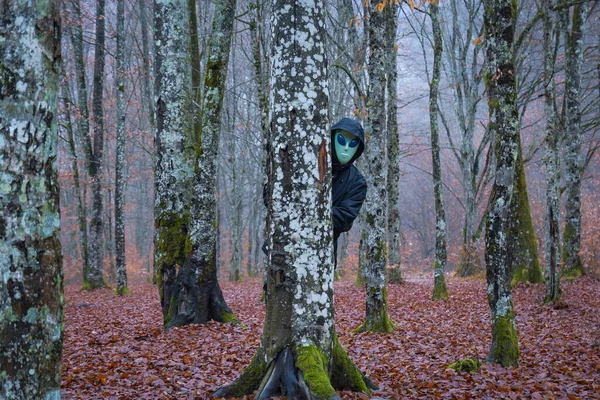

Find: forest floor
<box><xmin>61</xmin><ymin>274</ymin><xmax>600</xmax><ymax>399</ymax></box>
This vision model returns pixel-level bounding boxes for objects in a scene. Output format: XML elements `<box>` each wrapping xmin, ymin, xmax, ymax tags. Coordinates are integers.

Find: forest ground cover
<box><xmin>61</xmin><ymin>274</ymin><xmax>600</xmax><ymax>399</ymax></box>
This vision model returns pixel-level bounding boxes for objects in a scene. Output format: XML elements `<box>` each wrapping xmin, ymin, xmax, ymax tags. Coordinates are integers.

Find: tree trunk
<box><xmin>163</xmin><ymin>0</ymin><xmax>238</xmax><ymax>327</ymax></box>
<box><xmin>85</xmin><ymin>0</ymin><xmax>108</xmax><ymax>289</ymax></box>
<box><xmin>115</xmin><ymin>0</ymin><xmax>128</xmax><ymax>295</ymax></box>
<box><xmin>63</xmin><ymin>82</ymin><xmax>90</xmax><ymax>281</ymax></box>
<box><xmin>386</xmin><ymin>1</ymin><xmax>402</xmax><ymax>283</ymax></box>
<box><xmin>229</xmin><ymin>137</ymin><xmax>243</xmax><ymax>282</ymax></box>
<box><xmin>154</xmin><ymin>0</ymin><xmax>194</xmax><ymax>327</ymax></box>
<box><xmin>542</xmin><ymin>0</ymin><xmax>561</xmax><ymax>305</ymax></box>
<box><xmin>483</xmin><ymin>0</ymin><xmax>520</xmax><ymax>367</ymax></box>
<box><xmin>69</xmin><ymin>0</ymin><xmax>92</xmax><ymax>281</ymax></box>
<box><xmin>213</xmin><ymin>1</ymin><xmax>375</xmax><ymax>397</ymax></box>
<box><xmin>337</xmin><ymin>232</ymin><xmax>349</xmax><ymax>278</ymax></box>
<box><xmin>429</xmin><ymin>1</ymin><xmax>449</xmax><ymax>300</ymax></box>
<box><xmin>250</xmin><ymin>0</ymin><xmax>270</xmax><ymax>283</ymax></box>
<box><xmin>509</xmin><ymin>139</ymin><xmax>543</xmax><ymax>285</ymax></box>
<box><xmin>562</xmin><ymin>3</ymin><xmax>588</xmax><ymax>278</ymax></box>
<box><xmin>138</xmin><ymin>0</ymin><xmax>156</xmax><ymax>283</ymax></box>
<box><xmin>0</xmin><ymin>2</ymin><xmax>64</xmax><ymax>398</ymax></box>
<box><xmin>356</xmin><ymin>1</ymin><xmax>394</xmax><ymax>333</ymax></box>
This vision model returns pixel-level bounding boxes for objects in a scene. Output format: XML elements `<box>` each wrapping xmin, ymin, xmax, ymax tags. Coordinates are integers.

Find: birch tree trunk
<box><xmin>562</xmin><ymin>3</ymin><xmax>588</xmax><ymax>278</ymax></box>
<box><xmin>154</xmin><ymin>0</ymin><xmax>193</xmax><ymax>326</ymax></box>
<box><xmin>213</xmin><ymin>0</ymin><xmax>375</xmax><ymax>397</ymax></box>
<box><xmin>483</xmin><ymin>0</ymin><xmax>520</xmax><ymax>367</ymax></box>
<box><xmin>0</xmin><ymin>2</ymin><xmax>64</xmax><ymax>398</ymax></box>
<box><xmin>429</xmin><ymin>1</ymin><xmax>449</xmax><ymax>300</ymax></box>
<box><xmin>542</xmin><ymin>0</ymin><xmax>562</xmax><ymax>305</ymax></box>
<box><xmin>386</xmin><ymin>1</ymin><xmax>402</xmax><ymax>284</ymax></box>
<box><xmin>356</xmin><ymin>1</ymin><xmax>394</xmax><ymax>333</ymax></box>
<box><xmin>86</xmin><ymin>0</ymin><xmax>108</xmax><ymax>289</ymax></box>
<box><xmin>69</xmin><ymin>0</ymin><xmax>91</xmax><ymax>281</ymax></box>
<box><xmin>115</xmin><ymin>0</ymin><xmax>128</xmax><ymax>295</ymax></box>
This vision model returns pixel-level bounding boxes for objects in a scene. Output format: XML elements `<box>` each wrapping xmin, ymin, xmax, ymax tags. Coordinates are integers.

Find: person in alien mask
<box><xmin>262</xmin><ymin>118</ymin><xmax>367</xmax><ymax>270</ymax></box>
<box><xmin>329</xmin><ymin>118</ymin><xmax>367</xmax><ymax>268</ymax></box>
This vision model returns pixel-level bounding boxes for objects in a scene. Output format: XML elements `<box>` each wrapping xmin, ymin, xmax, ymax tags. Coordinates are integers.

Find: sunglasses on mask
<box><xmin>336</xmin><ymin>134</ymin><xmax>360</xmax><ymax>148</ymax></box>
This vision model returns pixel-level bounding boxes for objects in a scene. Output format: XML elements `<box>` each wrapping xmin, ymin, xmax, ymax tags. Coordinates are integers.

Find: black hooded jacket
<box><xmin>330</xmin><ymin>118</ymin><xmax>367</xmax><ymax>261</ymax></box>
<box><xmin>261</xmin><ymin>118</ymin><xmax>367</xmax><ymax>263</ymax></box>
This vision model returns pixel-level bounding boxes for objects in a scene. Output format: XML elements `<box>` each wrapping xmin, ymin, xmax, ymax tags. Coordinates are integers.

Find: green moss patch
<box><xmin>449</xmin><ymin>358</ymin><xmax>481</xmax><ymax>373</ymax></box>
<box><xmin>488</xmin><ymin>313</ymin><xmax>519</xmax><ymax>367</ymax></box>
<box><xmin>295</xmin><ymin>345</ymin><xmax>336</xmax><ymax>400</ymax></box>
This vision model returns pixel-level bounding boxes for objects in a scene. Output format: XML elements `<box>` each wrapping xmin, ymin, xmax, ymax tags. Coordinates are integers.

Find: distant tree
<box><xmin>429</xmin><ymin>0</ymin><xmax>449</xmax><ymax>300</ymax></box>
<box><xmin>483</xmin><ymin>0</ymin><xmax>520</xmax><ymax>367</ymax></box>
<box><xmin>0</xmin><ymin>2</ymin><xmax>64</xmax><ymax>398</ymax></box>
<box><xmin>542</xmin><ymin>0</ymin><xmax>561</xmax><ymax>305</ymax></box>
<box><xmin>86</xmin><ymin>0</ymin><xmax>108</xmax><ymax>289</ymax></box>
<box><xmin>213</xmin><ymin>0</ymin><xmax>375</xmax><ymax>397</ymax></box>
<box><xmin>439</xmin><ymin>0</ymin><xmax>489</xmax><ymax>278</ymax></box>
<box><xmin>115</xmin><ymin>0</ymin><xmax>128</xmax><ymax>295</ymax></box>
<box><xmin>386</xmin><ymin>1</ymin><xmax>402</xmax><ymax>283</ymax></box>
<box><xmin>68</xmin><ymin>0</ymin><xmax>91</xmax><ymax>282</ymax></box>
<box><xmin>562</xmin><ymin>3</ymin><xmax>589</xmax><ymax>277</ymax></box>
<box><xmin>356</xmin><ymin>0</ymin><xmax>395</xmax><ymax>332</ymax></box>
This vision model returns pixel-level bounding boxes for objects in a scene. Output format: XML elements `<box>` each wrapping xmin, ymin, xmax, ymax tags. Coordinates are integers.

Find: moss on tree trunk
<box><xmin>510</xmin><ymin>140</ymin><xmax>543</xmax><ymax>285</ymax></box>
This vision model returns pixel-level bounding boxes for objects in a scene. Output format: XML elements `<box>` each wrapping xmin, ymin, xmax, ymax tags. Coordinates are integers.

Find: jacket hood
<box><xmin>330</xmin><ymin>118</ymin><xmax>365</xmax><ymax>168</ymax></box>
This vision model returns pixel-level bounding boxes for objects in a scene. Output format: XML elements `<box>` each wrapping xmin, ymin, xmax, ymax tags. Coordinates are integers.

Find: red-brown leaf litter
<box><xmin>61</xmin><ymin>276</ymin><xmax>600</xmax><ymax>399</ymax></box>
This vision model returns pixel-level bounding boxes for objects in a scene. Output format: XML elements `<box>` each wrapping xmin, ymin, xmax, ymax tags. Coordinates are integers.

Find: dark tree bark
<box><xmin>483</xmin><ymin>0</ymin><xmax>520</xmax><ymax>367</ymax></box>
<box><xmin>0</xmin><ymin>2</ymin><xmax>64</xmax><ymax>397</ymax></box>
<box><xmin>62</xmin><ymin>82</ymin><xmax>89</xmax><ymax>283</ymax></box>
<box><xmin>213</xmin><ymin>0</ymin><xmax>375</xmax><ymax>397</ymax></box>
<box><xmin>86</xmin><ymin>0</ymin><xmax>108</xmax><ymax>289</ymax></box>
<box><xmin>69</xmin><ymin>0</ymin><xmax>91</xmax><ymax>280</ymax></box>
<box><xmin>429</xmin><ymin>0</ymin><xmax>449</xmax><ymax>300</ymax></box>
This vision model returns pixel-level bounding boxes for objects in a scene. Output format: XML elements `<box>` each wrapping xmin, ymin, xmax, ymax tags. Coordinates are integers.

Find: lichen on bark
<box><xmin>0</xmin><ymin>2</ymin><xmax>64</xmax><ymax>398</ymax></box>
<box><xmin>482</xmin><ymin>0</ymin><xmax>520</xmax><ymax>368</ymax></box>
<box><xmin>358</xmin><ymin>0</ymin><xmax>395</xmax><ymax>334</ymax></box>
<box><xmin>213</xmin><ymin>0</ymin><xmax>372</xmax><ymax>397</ymax></box>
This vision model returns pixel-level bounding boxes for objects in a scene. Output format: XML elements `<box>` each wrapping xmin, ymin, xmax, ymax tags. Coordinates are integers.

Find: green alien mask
<box><xmin>334</xmin><ymin>130</ymin><xmax>360</xmax><ymax>165</ymax></box>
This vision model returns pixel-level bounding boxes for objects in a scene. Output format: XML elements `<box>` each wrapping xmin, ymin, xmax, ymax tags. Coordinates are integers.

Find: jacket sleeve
<box><xmin>332</xmin><ymin>173</ymin><xmax>367</xmax><ymax>237</ymax></box>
